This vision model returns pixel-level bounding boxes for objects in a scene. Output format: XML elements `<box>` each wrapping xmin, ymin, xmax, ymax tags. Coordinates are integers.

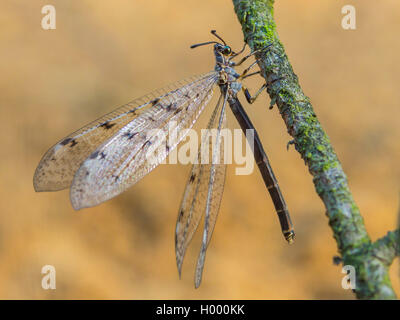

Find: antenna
<box><xmin>211</xmin><ymin>30</ymin><xmax>226</xmax><ymax>45</ymax></box>
<box><xmin>190</xmin><ymin>41</ymin><xmax>219</xmax><ymax>49</ymax></box>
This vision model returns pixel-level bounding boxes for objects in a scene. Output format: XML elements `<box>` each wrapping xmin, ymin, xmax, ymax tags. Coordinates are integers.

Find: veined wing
<box><xmin>175</xmin><ymin>94</ymin><xmax>223</xmax><ymax>276</ymax></box>
<box><xmin>195</xmin><ymin>90</ymin><xmax>228</xmax><ymax>288</ymax></box>
<box><xmin>70</xmin><ymin>72</ymin><xmax>219</xmax><ymax>210</ymax></box>
<box><xmin>175</xmin><ymin>90</ymin><xmax>228</xmax><ymax>288</ymax></box>
<box><xmin>33</xmin><ymin>72</ymin><xmax>216</xmax><ymax>192</ymax></box>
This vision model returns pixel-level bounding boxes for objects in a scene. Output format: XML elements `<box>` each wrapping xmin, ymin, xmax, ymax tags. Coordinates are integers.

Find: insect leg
<box><xmin>238</xmin><ymin>59</ymin><xmax>260</xmax><ymax>79</ymax></box>
<box><xmin>242</xmin><ymin>75</ymin><xmax>286</xmax><ymax>104</ymax></box>
<box><xmin>240</xmin><ymin>71</ymin><xmax>261</xmax><ymax>80</ymax></box>
<box><xmin>231</xmin><ymin>44</ymin><xmax>272</xmax><ymax>66</ymax></box>
<box><xmin>228</xmin><ymin>43</ymin><xmax>246</xmax><ymax>61</ymax></box>
<box><xmin>242</xmin><ymin>83</ymin><xmax>267</xmax><ymax>104</ymax></box>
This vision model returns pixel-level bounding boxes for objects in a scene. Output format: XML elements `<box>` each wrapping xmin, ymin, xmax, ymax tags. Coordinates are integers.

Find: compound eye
<box><xmin>223</xmin><ymin>46</ymin><xmax>232</xmax><ymax>55</ymax></box>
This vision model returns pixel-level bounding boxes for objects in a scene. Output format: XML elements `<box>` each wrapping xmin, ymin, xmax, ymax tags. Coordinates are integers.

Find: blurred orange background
<box><xmin>0</xmin><ymin>0</ymin><xmax>399</xmax><ymax>299</ymax></box>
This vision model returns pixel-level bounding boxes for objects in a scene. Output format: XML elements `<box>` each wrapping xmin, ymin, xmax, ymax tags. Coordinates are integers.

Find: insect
<box><xmin>34</xmin><ymin>30</ymin><xmax>294</xmax><ymax>288</ymax></box>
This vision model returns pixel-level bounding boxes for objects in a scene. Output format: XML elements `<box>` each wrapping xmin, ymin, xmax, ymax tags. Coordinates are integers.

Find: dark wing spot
<box><xmin>149</xmin><ymin>116</ymin><xmax>155</xmax><ymax>122</ymax></box>
<box><xmin>100</xmin><ymin>122</ymin><xmax>116</xmax><ymax>130</ymax></box>
<box><xmin>184</xmin><ymin>93</ymin><xmax>190</xmax><ymax>99</ymax></box>
<box><xmin>196</xmin><ymin>93</ymin><xmax>200</xmax><ymax>98</ymax></box>
<box><xmin>179</xmin><ymin>210</ymin><xmax>184</xmax><ymax>218</ymax></box>
<box><xmin>128</xmin><ymin>109</ymin><xmax>137</xmax><ymax>115</ymax></box>
<box><xmin>151</xmin><ymin>98</ymin><xmax>160</xmax><ymax>106</ymax></box>
<box><xmin>173</xmin><ymin>108</ymin><xmax>182</xmax><ymax>115</ymax></box>
<box><xmin>100</xmin><ymin>152</ymin><xmax>106</xmax><ymax>159</ymax></box>
<box><xmin>123</xmin><ymin>131</ymin><xmax>137</xmax><ymax>140</ymax></box>
<box><xmin>165</xmin><ymin>102</ymin><xmax>177</xmax><ymax>111</ymax></box>
<box><xmin>60</xmin><ymin>138</ymin><xmax>72</xmax><ymax>146</ymax></box>
<box><xmin>89</xmin><ymin>151</ymin><xmax>99</xmax><ymax>159</ymax></box>
<box><xmin>189</xmin><ymin>173</ymin><xmax>196</xmax><ymax>183</ymax></box>
<box><xmin>166</xmin><ymin>143</ymin><xmax>170</xmax><ymax>152</ymax></box>
<box><xmin>70</xmin><ymin>139</ymin><xmax>78</xmax><ymax>147</ymax></box>
<box><xmin>112</xmin><ymin>175</ymin><xmax>119</xmax><ymax>182</ymax></box>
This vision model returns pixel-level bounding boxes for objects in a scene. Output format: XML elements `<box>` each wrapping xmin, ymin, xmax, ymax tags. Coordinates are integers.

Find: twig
<box><xmin>232</xmin><ymin>0</ymin><xmax>399</xmax><ymax>299</ymax></box>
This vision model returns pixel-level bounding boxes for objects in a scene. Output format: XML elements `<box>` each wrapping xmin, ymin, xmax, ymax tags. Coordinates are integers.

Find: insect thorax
<box><xmin>215</xmin><ymin>64</ymin><xmax>242</xmax><ymax>97</ymax></box>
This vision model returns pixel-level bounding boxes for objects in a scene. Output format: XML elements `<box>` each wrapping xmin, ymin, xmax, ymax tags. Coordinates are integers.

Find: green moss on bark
<box><xmin>232</xmin><ymin>0</ymin><xmax>398</xmax><ymax>299</ymax></box>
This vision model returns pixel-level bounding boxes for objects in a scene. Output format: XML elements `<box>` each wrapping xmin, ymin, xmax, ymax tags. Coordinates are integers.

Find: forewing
<box><xmin>33</xmin><ymin>72</ymin><xmax>216</xmax><ymax>192</ymax></box>
<box><xmin>194</xmin><ymin>91</ymin><xmax>228</xmax><ymax>288</ymax></box>
<box><xmin>175</xmin><ymin>94</ymin><xmax>223</xmax><ymax>276</ymax></box>
<box><xmin>174</xmin><ymin>91</ymin><xmax>227</xmax><ymax>287</ymax></box>
<box><xmin>70</xmin><ymin>72</ymin><xmax>218</xmax><ymax>209</ymax></box>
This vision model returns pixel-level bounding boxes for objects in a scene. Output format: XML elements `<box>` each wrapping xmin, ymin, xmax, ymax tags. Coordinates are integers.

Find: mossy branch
<box><xmin>372</xmin><ymin>230</ymin><xmax>400</xmax><ymax>265</ymax></box>
<box><xmin>232</xmin><ymin>0</ymin><xmax>399</xmax><ymax>299</ymax></box>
